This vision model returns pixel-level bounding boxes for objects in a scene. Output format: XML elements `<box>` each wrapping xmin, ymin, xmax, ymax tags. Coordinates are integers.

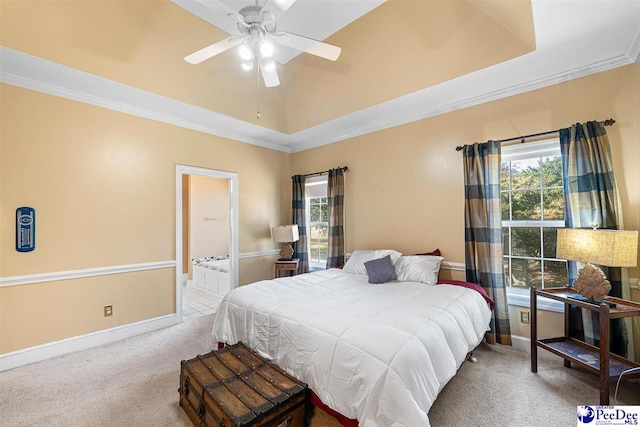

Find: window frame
<box><xmin>308</xmin><ymin>197</ymin><xmax>328</xmax><ymax>266</ymax></box>
<box><xmin>501</xmin><ymin>139</ymin><xmax>565</xmax><ymax>312</ymax></box>
<box><xmin>305</xmin><ymin>176</ymin><xmax>329</xmax><ymax>268</ymax></box>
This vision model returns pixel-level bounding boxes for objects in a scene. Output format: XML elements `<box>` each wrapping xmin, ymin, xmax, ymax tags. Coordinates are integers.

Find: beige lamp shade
<box><xmin>556</xmin><ymin>228</ymin><xmax>638</xmax><ymax>300</ymax></box>
<box><xmin>556</xmin><ymin>228</ymin><xmax>638</xmax><ymax>267</ymax></box>
<box><xmin>271</xmin><ymin>225</ymin><xmax>300</xmax><ymax>243</ymax></box>
<box><xmin>272</xmin><ymin>225</ymin><xmax>300</xmax><ymax>261</ymax></box>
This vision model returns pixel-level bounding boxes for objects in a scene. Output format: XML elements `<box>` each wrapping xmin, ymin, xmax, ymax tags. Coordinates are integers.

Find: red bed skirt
<box><xmin>310</xmin><ymin>391</ymin><xmax>359</xmax><ymax>427</ymax></box>
<box><xmin>216</xmin><ymin>342</ymin><xmax>358</xmax><ymax>426</ymax></box>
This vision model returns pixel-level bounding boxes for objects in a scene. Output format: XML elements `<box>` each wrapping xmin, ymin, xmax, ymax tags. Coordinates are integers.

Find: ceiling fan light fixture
<box><xmin>180</xmin><ymin>0</ymin><xmax>343</xmax><ymax>87</ymax></box>
<box><xmin>262</xmin><ymin>59</ymin><xmax>276</xmax><ymax>72</ymax></box>
<box><xmin>238</xmin><ymin>44</ymin><xmax>253</xmax><ymax>61</ymax></box>
<box><xmin>259</xmin><ymin>40</ymin><xmax>274</xmax><ymax>58</ymax></box>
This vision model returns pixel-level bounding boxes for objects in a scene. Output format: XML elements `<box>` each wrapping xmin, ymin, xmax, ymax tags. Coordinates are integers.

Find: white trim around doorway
<box><xmin>175</xmin><ymin>165</ymin><xmax>239</xmax><ymax>322</ymax></box>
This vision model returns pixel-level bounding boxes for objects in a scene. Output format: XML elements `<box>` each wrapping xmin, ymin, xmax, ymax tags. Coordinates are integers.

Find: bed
<box><xmin>211</xmin><ymin>250</ymin><xmax>492</xmax><ymax>426</ymax></box>
<box><xmin>192</xmin><ymin>257</ymin><xmax>231</xmax><ymax>296</ymax></box>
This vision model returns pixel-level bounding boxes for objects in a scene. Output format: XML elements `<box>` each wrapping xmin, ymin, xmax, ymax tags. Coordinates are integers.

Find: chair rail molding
<box><xmin>0</xmin><ymin>260</ymin><xmax>176</xmax><ymax>288</ymax></box>
<box><xmin>0</xmin><ymin>251</ymin><xmax>296</xmax><ymax>288</ymax></box>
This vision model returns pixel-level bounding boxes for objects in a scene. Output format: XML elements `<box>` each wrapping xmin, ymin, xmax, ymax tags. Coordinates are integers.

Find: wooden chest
<box><xmin>179</xmin><ymin>342</ymin><xmax>309</xmax><ymax>427</ymax></box>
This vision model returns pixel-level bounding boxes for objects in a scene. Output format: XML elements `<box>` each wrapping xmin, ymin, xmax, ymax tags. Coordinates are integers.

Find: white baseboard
<box><xmin>0</xmin><ymin>313</ymin><xmax>180</xmax><ymax>372</ymax></box>
<box><xmin>511</xmin><ymin>334</ymin><xmax>561</xmax><ymax>362</ymax></box>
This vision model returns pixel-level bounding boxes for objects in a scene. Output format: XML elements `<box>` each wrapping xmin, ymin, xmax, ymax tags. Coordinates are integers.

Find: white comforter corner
<box><xmin>211</xmin><ymin>269</ymin><xmax>491</xmax><ymax>427</ymax></box>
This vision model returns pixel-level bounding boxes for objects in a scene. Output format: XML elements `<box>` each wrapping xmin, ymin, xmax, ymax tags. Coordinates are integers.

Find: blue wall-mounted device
<box><xmin>16</xmin><ymin>206</ymin><xmax>36</xmax><ymax>252</ymax></box>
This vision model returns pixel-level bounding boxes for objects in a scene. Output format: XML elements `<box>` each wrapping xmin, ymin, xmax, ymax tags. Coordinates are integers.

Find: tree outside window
<box><xmin>501</xmin><ymin>141</ymin><xmax>568</xmax><ymax>289</ymax></box>
<box><xmin>309</xmin><ymin>197</ymin><xmax>328</xmax><ymax>264</ymax></box>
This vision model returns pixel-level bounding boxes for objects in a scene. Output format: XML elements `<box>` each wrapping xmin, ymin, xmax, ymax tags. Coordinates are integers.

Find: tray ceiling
<box><xmin>1</xmin><ymin>0</ymin><xmax>639</xmax><ymax>152</ymax></box>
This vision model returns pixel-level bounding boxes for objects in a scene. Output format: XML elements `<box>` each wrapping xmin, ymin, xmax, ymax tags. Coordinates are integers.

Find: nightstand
<box><xmin>274</xmin><ymin>258</ymin><xmax>300</xmax><ymax>278</ymax></box>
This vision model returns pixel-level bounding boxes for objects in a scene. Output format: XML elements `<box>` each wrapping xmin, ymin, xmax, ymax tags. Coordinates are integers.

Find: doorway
<box><xmin>175</xmin><ymin>165</ymin><xmax>239</xmax><ymax>321</ymax></box>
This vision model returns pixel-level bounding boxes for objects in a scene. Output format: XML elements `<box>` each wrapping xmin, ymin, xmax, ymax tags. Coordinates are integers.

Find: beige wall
<box><xmin>184</xmin><ymin>175</ymin><xmax>231</xmax><ymax>280</ymax></box>
<box><xmin>0</xmin><ymin>270</ymin><xmax>174</xmax><ymax>352</ymax></box>
<box><xmin>1</xmin><ymin>62</ymin><xmax>638</xmax><ymax>359</ymax></box>
<box><xmin>508</xmin><ymin>305</ymin><xmax>564</xmax><ymax>341</ymax></box>
<box><xmin>189</xmin><ymin>175</ymin><xmax>230</xmax><ymax>259</ymax></box>
<box><xmin>0</xmin><ymin>83</ymin><xmax>289</xmax><ymax>354</ymax></box>
<box><xmin>291</xmin><ymin>63</ymin><xmax>640</xmax><ymax>275</ymax></box>
<box><xmin>291</xmin><ymin>63</ymin><xmax>640</xmax><ymax>351</ymax></box>
<box><xmin>239</xmin><ymin>257</ymin><xmax>280</xmax><ymax>285</ymax></box>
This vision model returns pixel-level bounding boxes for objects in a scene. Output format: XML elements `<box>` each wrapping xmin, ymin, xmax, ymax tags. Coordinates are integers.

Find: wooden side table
<box><xmin>530</xmin><ymin>286</ymin><xmax>640</xmax><ymax>404</ymax></box>
<box><xmin>274</xmin><ymin>258</ymin><xmax>300</xmax><ymax>278</ymax></box>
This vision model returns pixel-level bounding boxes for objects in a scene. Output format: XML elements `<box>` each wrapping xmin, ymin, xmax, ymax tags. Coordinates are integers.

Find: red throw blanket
<box><xmin>437</xmin><ymin>280</ymin><xmax>495</xmax><ymax>310</ymax></box>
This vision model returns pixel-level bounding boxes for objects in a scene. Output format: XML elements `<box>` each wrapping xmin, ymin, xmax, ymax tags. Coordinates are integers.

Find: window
<box><xmin>305</xmin><ymin>176</ymin><xmax>328</xmax><ymax>267</ymax></box>
<box><xmin>309</xmin><ymin>197</ymin><xmax>328</xmax><ymax>264</ymax></box>
<box><xmin>501</xmin><ymin>139</ymin><xmax>568</xmax><ymax>300</ymax></box>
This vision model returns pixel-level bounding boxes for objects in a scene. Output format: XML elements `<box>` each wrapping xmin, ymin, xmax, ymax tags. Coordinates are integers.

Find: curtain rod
<box><xmin>293</xmin><ymin>166</ymin><xmax>349</xmax><ymax>179</ymax></box>
<box><xmin>455</xmin><ymin>118</ymin><xmax>616</xmax><ymax>151</ymax></box>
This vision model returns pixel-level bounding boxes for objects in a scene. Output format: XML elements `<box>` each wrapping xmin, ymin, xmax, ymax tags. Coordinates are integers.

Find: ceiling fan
<box><xmin>178</xmin><ymin>0</ymin><xmax>342</xmax><ymax>88</ymax></box>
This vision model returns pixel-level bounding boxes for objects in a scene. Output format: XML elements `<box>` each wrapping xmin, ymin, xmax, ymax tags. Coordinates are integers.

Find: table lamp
<box><xmin>272</xmin><ymin>225</ymin><xmax>300</xmax><ymax>261</ymax></box>
<box><xmin>556</xmin><ymin>228</ymin><xmax>638</xmax><ymax>301</ymax></box>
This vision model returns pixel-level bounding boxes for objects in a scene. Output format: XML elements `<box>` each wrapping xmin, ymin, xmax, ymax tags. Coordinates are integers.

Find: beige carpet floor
<box><xmin>1</xmin><ymin>314</ymin><xmax>638</xmax><ymax>427</ymax></box>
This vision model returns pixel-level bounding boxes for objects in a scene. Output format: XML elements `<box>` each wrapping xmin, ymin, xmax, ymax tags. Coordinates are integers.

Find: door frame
<box><xmin>175</xmin><ymin>164</ymin><xmax>239</xmax><ymax>321</ymax></box>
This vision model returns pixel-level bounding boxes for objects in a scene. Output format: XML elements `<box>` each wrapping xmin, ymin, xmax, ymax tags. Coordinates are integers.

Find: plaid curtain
<box><xmin>463</xmin><ymin>141</ymin><xmax>511</xmax><ymax>345</ymax></box>
<box><xmin>560</xmin><ymin>121</ymin><xmax>628</xmax><ymax>357</ymax></box>
<box><xmin>326</xmin><ymin>168</ymin><xmax>345</xmax><ymax>268</ymax></box>
<box><xmin>292</xmin><ymin>175</ymin><xmax>309</xmax><ymax>274</ymax></box>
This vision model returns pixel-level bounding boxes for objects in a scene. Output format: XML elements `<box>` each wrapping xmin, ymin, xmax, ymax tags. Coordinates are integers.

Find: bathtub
<box><xmin>192</xmin><ymin>257</ymin><xmax>231</xmax><ymax>296</ymax></box>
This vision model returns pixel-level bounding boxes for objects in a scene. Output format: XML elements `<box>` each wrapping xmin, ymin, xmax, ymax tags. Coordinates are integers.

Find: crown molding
<box><xmin>628</xmin><ymin>23</ymin><xmax>640</xmax><ymax>62</ymax></box>
<box><xmin>1</xmin><ymin>41</ymin><xmax>637</xmax><ymax>155</ymax></box>
<box><xmin>0</xmin><ymin>47</ymin><xmax>293</xmax><ymax>153</ymax></box>
<box><xmin>287</xmin><ymin>53</ymin><xmax>636</xmax><ymax>153</ymax></box>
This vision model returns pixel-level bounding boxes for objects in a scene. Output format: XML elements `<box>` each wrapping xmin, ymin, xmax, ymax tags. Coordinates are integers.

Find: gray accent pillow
<box><xmin>364</xmin><ymin>255</ymin><xmax>397</xmax><ymax>284</ymax></box>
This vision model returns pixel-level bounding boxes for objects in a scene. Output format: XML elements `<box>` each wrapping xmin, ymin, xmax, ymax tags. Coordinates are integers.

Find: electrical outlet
<box><xmin>520</xmin><ymin>311</ymin><xmax>530</xmax><ymax>324</ymax></box>
<box><xmin>104</xmin><ymin>304</ymin><xmax>113</xmax><ymax>317</ymax></box>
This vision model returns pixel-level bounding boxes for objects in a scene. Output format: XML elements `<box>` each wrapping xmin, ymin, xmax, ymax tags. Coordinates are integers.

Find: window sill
<box><xmin>507</xmin><ymin>287</ymin><xmax>564</xmax><ymax>313</ymax></box>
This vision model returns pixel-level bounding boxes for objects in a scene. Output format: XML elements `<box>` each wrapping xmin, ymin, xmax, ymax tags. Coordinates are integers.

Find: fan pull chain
<box><xmin>256</xmin><ymin>63</ymin><xmax>261</xmax><ymax>119</ymax></box>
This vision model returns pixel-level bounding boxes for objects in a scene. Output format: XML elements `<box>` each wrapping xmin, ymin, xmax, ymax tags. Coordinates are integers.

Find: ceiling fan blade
<box><xmin>260</xmin><ymin>62</ymin><xmax>280</xmax><ymax>88</ymax></box>
<box><xmin>184</xmin><ymin>36</ymin><xmax>245</xmax><ymax>64</ymax></box>
<box><xmin>274</xmin><ymin>31</ymin><xmax>341</xmax><ymax>61</ymax></box>
<box><xmin>260</xmin><ymin>0</ymin><xmax>296</xmax><ymax>21</ymax></box>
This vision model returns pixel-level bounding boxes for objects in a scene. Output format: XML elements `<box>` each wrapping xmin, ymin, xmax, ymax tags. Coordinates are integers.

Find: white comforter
<box><xmin>212</xmin><ymin>269</ymin><xmax>491</xmax><ymax>427</ymax></box>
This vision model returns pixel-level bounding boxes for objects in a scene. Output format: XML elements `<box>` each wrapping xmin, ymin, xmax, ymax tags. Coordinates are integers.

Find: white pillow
<box><xmin>394</xmin><ymin>255</ymin><xmax>444</xmax><ymax>285</ymax></box>
<box><xmin>343</xmin><ymin>249</ymin><xmax>403</xmax><ymax>275</ymax></box>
